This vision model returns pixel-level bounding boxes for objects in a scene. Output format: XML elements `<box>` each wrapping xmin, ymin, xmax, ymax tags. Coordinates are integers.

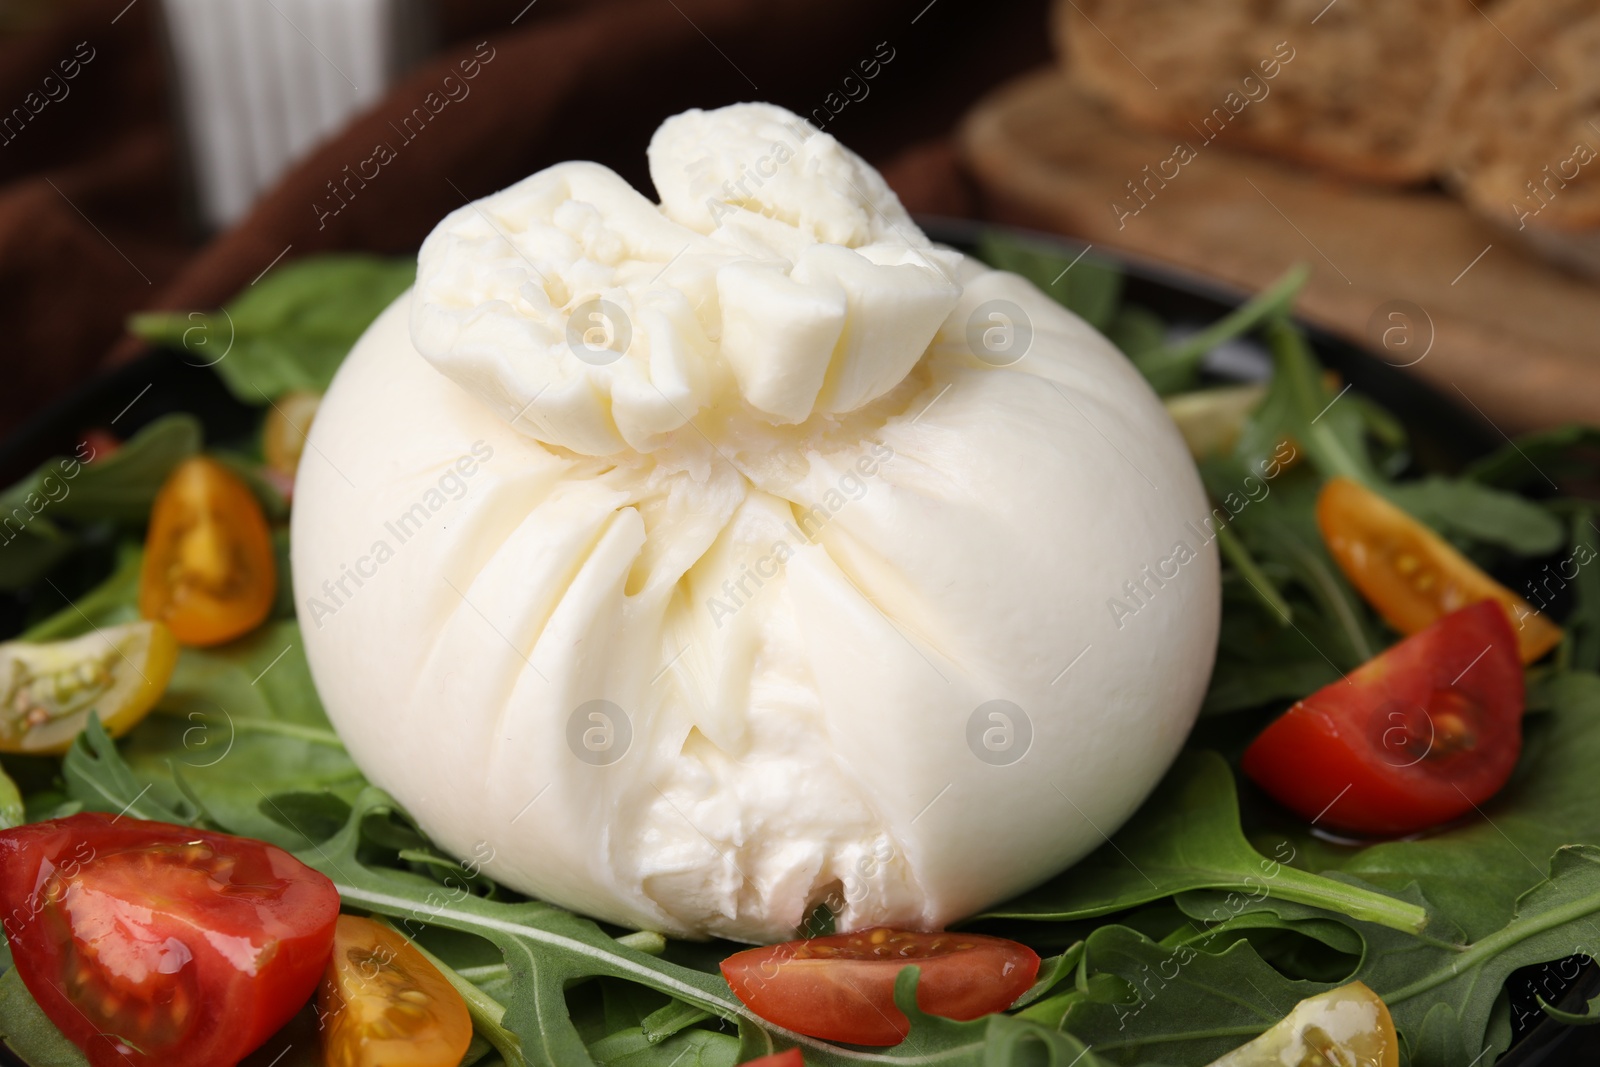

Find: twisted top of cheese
<box><xmin>410</xmin><ymin>104</ymin><xmax>961</xmax><ymax>456</ymax></box>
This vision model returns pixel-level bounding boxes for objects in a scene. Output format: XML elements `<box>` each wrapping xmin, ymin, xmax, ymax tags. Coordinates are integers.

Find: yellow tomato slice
<box><xmin>140</xmin><ymin>456</ymin><xmax>277</xmax><ymax>646</ymax></box>
<box><xmin>0</xmin><ymin>620</ymin><xmax>178</xmax><ymax>754</ymax></box>
<box><xmin>317</xmin><ymin>915</ymin><xmax>473</xmax><ymax>1067</ymax></box>
<box><xmin>263</xmin><ymin>390</ymin><xmax>321</xmax><ymax>479</ymax></box>
<box><xmin>1317</xmin><ymin>477</ymin><xmax>1562</xmax><ymax>664</ymax></box>
<box><xmin>1207</xmin><ymin>982</ymin><xmax>1398</xmax><ymax>1067</ymax></box>
<box><xmin>1163</xmin><ymin>384</ymin><xmax>1268</xmax><ymax>460</ymax></box>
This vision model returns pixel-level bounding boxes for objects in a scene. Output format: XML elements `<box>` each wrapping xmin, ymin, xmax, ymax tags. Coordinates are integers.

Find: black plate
<box><xmin>0</xmin><ymin>220</ymin><xmax>1595</xmax><ymax>1065</ymax></box>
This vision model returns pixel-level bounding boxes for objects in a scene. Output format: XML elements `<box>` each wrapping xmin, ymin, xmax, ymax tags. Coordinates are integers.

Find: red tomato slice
<box><xmin>0</xmin><ymin>814</ymin><xmax>339</xmax><ymax>1067</ymax></box>
<box><xmin>742</xmin><ymin>1051</ymin><xmax>804</xmax><ymax>1067</ymax></box>
<box><xmin>1241</xmin><ymin>600</ymin><xmax>1524</xmax><ymax>836</ymax></box>
<box><xmin>721</xmin><ymin>927</ymin><xmax>1039</xmax><ymax>1046</ymax></box>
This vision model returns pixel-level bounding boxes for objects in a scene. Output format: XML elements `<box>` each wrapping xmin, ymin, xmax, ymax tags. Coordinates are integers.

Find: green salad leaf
<box><xmin>985</xmin><ymin>752</ymin><xmax>1427</xmax><ymax>934</ymax></box>
<box><xmin>0</xmin><ymin>966</ymin><xmax>88</xmax><ymax>1067</ymax></box>
<box><xmin>0</xmin><ymin>414</ymin><xmax>201</xmax><ymax>590</ymax></box>
<box><xmin>128</xmin><ymin>255</ymin><xmax>414</xmax><ymax>404</ymax></box>
<box><xmin>1385</xmin><ymin>476</ymin><xmax>1565</xmax><ymax>556</ymax></box>
<box><xmin>975</xmin><ymin>232</ymin><xmax>1123</xmax><ymax>332</ymax></box>
<box><xmin>123</xmin><ymin>621</ymin><xmax>361</xmax><ymax>848</ymax></box>
<box><xmin>1464</xmin><ymin>424</ymin><xmax>1600</xmax><ymax>492</ymax></box>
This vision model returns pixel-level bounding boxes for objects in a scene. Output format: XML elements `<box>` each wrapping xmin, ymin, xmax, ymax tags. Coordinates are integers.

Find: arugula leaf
<box><xmin>1236</xmin><ymin>317</ymin><xmax>1377</xmax><ymax>485</ymax></box>
<box><xmin>1263</xmin><ymin>671</ymin><xmax>1600</xmax><ymax>941</ymax></box>
<box><xmin>37</xmin><ymin>583</ymin><xmax>362</xmax><ymax>849</ymax></box>
<box><xmin>1212</xmin><ymin>467</ymin><xmax>1384</xmax><ymax>670</ymax></box>
<box><xmin>1051</xmin><ymin>923</ymin><xmax>1321</xmax><ymax>1065</ymax></box>
<box><xmin>0</xmin><ymin>766</ymin><xmax>21</xmax><ymax>830</ymax></box>
<box><xmin>296</xmin><ymin>789</ymin><xmax>1104</xmax><ymax>1067</ymax></box>
<box><xmin>0</xmin><ymin>415</ymin><xmax>200</xmax><ymax>590</ymax></box>
<box><xmin>1464</xmin><ymin>424</ymin><xmax>1600</xmax><ymax>492</ymax></box>
<box><xmin>1105</xmin><ymin>306</ymin><xmax>1166</xmax><ymax>369</ymax></box>
<box><xmin>982</xmin><ymin>752</ymin><xmax>1428</xmax><ymax>934</ymax></box>
<box><xmin>1385</xmin><ymin>477</ymin><xmax>1564</xmax><ymax>556</ymax></box>
<box><xmin>62</xmin><ymin>715</ymin><xmax>195</xmax><ymax>824</ymax></box>
<box><xmin>1539</xmin><ymin>992</ymin><xmax>1600</xmax><ymax>1025</ymax></box>
<box><xmin>128</xmin><ymin>255</ymin><xmax>414</xmax><ymax>404</ymax></box>
<box><xmin>48</xmin><ymin>416</ymin><xmax>202</xmax><ymax>523</ymax></box>
<box><xmin>1012</xmin><ymin>945</ymin><xmax>1084</xmax><ymax>1009</ymax></box>
<box><xmin>587</xmin><ymin>1027</ymin><xmax>739</xmax><ymax>1066</ymax></box>
<box><xmin>976</xmin><ymin>232</ymin><xmax>1123</xmax><ymax>331</ymax></box>
<box><xmin>1</xmin><ymin>415</ymin><xmax>199</xmax><ymax>526</ymax></box>
<box><xmin>0</xmin><ymin>967</ymin><xmax>87</xmax><ymax>1067</ymax></box>
<box><xmin>123</xmin><ymin>621</ymin><xmax>362</xmax><ymax>848</ymax></box>
<box><xmin>1561</xmin><ymin>508</ymin><xmax>1600</xmax><ymax>673</ymax></box>
<box><xmin>1036</xmin><ymin>847</ymin><xmax>1600</xmax><ymax>1066</ymax></box>
<box><xmin>20</xmin><ymin>541</ymin><xmax>143</xmax><ymax>641</ymax></box>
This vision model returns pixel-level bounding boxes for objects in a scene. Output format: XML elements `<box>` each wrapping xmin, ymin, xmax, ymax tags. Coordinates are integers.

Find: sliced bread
<box><xmin>1441</xmin><ymin>0</ymin><xmax>1600</xmax><ymax>237</ymax></box>
<box><xmin>1054</xmin><ymin>0</ymin><xmax>1476</xmax><ymax>184</ymax></box>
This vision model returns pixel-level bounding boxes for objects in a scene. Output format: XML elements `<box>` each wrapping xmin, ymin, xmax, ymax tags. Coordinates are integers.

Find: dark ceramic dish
<box><xmin>0</xmin><ymin>220</ymin><xmax>1593</xmax><ymax>1066</ymax></box>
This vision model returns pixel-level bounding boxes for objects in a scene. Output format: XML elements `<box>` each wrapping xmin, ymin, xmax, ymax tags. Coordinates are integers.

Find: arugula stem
<box><xmin>1262</xmin><ymin>316</ymin><xmax>1370</xmax><ymax>485</ymax></box>
<box><xmin>1216</xmin><ymin>525</ymin><xmax>1293</xmax><ymax>625</ymax></box>
<box><xmin>1382</xmin><ymin>887</ymin><xmax>1600</xmax><ymax>1004</ymax></box>
<box><xmin>219</xmin><ymin>717</ymin><xmax>347</xmax><ymax>748</ymax></box>
<box><xmin>618</xmin><ymin>930</ymin><xmax>668</xmax><ymax>955</ymax></box>
<box><xmin>1156</xmin><ymin>264</ymin><xmax>1310</xmax><ymax>371</ymax></box>
<box><xmin>1278</xmin><ymin>532</ymin><xmax>1375</xmax><ymax>663</ymax></box>
<box><xmin>1266</xmin><ymin>866</ymin><xmax>1429</xmax><ymax>934</ymax></box>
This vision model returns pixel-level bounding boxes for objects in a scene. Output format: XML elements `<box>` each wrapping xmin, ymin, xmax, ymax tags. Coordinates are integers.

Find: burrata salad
<box><xmin>0</xmin><ymin>102</ymin><xmax>1597</xmax><ymax>1067</ymax></box>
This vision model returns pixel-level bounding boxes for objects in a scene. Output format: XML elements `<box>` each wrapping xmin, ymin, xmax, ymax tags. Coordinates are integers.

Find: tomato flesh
<box><xmin>0</xmin><ymin>814</ymin><xmax>338</xmax><ymax>1067</ymax></box>
<box><xmin>721</xmin><ymin>928</ymin><xmax>1039</xmax><ymax>1046</ymax></box>
<box><xmin>1242</xmin><ymin>601</ymin><xmax>1524</xmax><ymax>836</ymax></box>
<box><xmin>1317</xmin><ymin>476</ymin><xmax>1562</xmax><ymax>663</ymax></box>
<box><xmin>317</xmin><ymin>914</ymin><xmax>473</xmax><ymax>1067</ymax></box>
<box><xmin>139</xmin><ymin>456</ymin><xmax>277</xmax><ymax>646</ymax></box>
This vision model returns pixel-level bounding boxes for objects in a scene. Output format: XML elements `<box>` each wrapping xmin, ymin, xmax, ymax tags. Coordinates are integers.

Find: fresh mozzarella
<box><xmin>292</xmin><ymin>103</ymin><xmax>1219</xmax><ymax>943</ymax></box>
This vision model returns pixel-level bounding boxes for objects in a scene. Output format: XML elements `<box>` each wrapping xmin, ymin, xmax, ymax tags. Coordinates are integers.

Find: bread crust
<box><xmin>1441</xmin><ymin>0</ymin><xmax>1600</xmax><ymax>234</ymax></box>
<box><xmin>1056</xmin><ymin>0</ymin><xmax>1477</xmax><ymax>185</ymax></box>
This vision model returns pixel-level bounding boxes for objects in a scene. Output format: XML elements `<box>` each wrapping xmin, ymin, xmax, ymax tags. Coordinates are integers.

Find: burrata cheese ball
<box><xmin>291</xmin><ymin>103</ymin><xmax>1219</xmax><ymax>943</ymax></box>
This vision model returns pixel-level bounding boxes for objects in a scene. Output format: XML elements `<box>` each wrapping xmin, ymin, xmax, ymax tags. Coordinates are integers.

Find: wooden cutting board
<box><xmin>958</xmin><ymin>69</ymin><xmax>1600</xmax><ymax>434</ymax></box>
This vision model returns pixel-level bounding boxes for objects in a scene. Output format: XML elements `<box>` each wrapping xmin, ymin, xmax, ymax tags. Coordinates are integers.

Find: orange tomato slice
<box><xmin>139</xmin><ymin>456</ymin><xmax>277</xmax><ymax>646</ymax></box>
<box><xmin>1316</xmin><ymin>477</ymin><xmax>1562</xmax><ymax>663</ymax></box>
<box><xmin>317</xmin><ymin>915</ymin><xmax>473</xmax><ymax>1067</ymax></box>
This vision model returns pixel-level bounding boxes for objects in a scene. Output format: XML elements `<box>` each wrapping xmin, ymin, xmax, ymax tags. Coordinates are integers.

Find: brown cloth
<box><xmin>0</xmin><ymin>0</ymin><xmax>1050</xmax><ymax>438</ymax></box>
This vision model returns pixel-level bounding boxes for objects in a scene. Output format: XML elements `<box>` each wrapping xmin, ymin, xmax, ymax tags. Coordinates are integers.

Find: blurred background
<box><xmin>0</xmin><ymin>0</ymin><xmax>1595</xmax><ymax>440</ymax></box>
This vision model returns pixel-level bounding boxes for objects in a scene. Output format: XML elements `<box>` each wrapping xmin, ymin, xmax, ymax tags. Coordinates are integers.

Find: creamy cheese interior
<box><xmin>292</xmin><ymin>103</ymin><xmax>1220</xmax><ymax>942</ymax></box>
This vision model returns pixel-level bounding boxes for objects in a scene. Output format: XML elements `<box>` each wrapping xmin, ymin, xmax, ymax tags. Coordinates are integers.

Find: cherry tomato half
<box><xmin>317</xmin><ymin>914</ymin><xmax>473</xmax><ymax>1067</ymax></box>
<box><xmin>139</xmin><ymin>456</ymin><xmax>277</xmax><ymax>646</ymax></box>
<box><xmin>1317</xmin><ymin>476</ymin><xmax>1562</xmax><ymax>663</ymax></box>
<box><xmin>1242</xmin><ymin>600</ymin><xmax>1524</xmax><ymax>836</ymax></box>
<box><xmin>78</xmin><ymin>428</ymin><xmax>121</xmax><ymax>463</ymax></box>
<box><xmin>743</xmin><ymin>1051</ymin><xmax>804</xmax><ymax>1067</ymax></box>
<box><xmin>721</xmin><ymin>928</ymin><xmax>1039</xmax><ymax>1046</ymax></box>
<box><xmin>0</xmin><ymin>620</ymin><xmax>178</xmax><ymax>754</ymax></box>
<box><xmin>0</xmin><ymin>814</ymin><xmax>339</xmax><ymax>1067</ymax></box>
<box><xmin>262</xmin><ymin>390</ymin><xmax>321</xmax><ymax>483</ymax></box>
<box><xmin>1208</xmin><ymin>982</ymin><xmax>1397</xmax><ymax>1067</ymax></box>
